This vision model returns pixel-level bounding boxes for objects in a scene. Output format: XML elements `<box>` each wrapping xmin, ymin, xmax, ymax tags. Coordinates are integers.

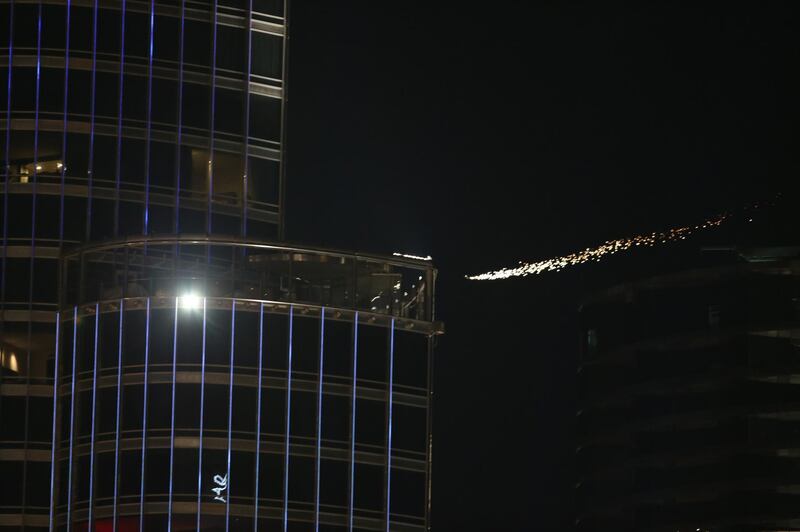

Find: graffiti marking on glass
<box><xmin>211</xmin><ymin>473</ymin><xmax>228</xmax><ymax>503</ymax></box>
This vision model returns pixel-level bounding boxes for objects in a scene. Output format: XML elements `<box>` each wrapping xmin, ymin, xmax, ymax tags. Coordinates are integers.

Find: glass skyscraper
<box><xmin>0</xmin><ymin>2</ymin><xmax>440</xmax><ymax>530</ymax></box>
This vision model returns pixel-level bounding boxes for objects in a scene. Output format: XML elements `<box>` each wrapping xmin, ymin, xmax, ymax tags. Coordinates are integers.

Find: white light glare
<box><xmin>393</xmin><ymin>252</ymin><xmax>433</xmax><ymax>261</ymax></box>
<box><xmin>177</xmin><ymin>293</ymin><xmax>202</xmax><ymax>309</ymax></box>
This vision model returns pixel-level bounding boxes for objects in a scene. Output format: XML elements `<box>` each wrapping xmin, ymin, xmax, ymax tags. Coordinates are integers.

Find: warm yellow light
<box><xmin>177</xmin><ymin>293</ymin><xmax>202</xmax><ymax>310</ymax></box>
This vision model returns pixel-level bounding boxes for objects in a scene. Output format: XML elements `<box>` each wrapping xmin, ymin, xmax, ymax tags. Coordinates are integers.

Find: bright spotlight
<box><xmin>177</xmin><ymin>293</ymin><xmax>202</xmax><ymax>309</ymax></box>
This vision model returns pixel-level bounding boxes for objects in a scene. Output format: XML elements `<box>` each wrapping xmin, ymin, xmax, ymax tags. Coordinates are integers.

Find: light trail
<box><xmin>466</xmin><ymin>213</ymin><xmax>731</xmax><ymax>281</ymax></box>
<box><xmin>393</xmin><ymin>252</ymin><xmax>433</xmax><ymax>261</ymax></box>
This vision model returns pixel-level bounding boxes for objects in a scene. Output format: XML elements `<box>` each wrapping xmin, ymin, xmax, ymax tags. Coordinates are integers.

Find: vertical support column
<box><xmin>347</xmin><ymin>313</ymin><xmax>359</xmax><ymax>532</ymax></box>
<box><xmin>424</xmin><ymin>334</ymin><xmax>435</xmax><ymax>531</ymax></box>
<box><xmin>195</xmin><ymin>298</ymin><xmax>208</xmax><ymax>530</ymax></box>
<box><xmin>112</xmin><ymin>301</ymin><xmax>125</xmax><ymax>532</ymax></box>
<box><xmin>48</xmin><ymin>315</ymin><xmax>61</xmax><ymax>532</ymax></box>
<box><xmin>252</xmin><ymin>302</ymin><xmax>265</xmax><ymax>531</ymax></box>
<box><xmin>313</xmin><ymin>309</ymin><xmax>325</xmax><ymax>531</ymax></box>
<box><xmin>384</xmin><ymin>319</ymin><xmax>395</xmax><ymax>532</ymax></box>
<box><xmin>225</xmin><ymin>302</ymin><xmax>236</xmax><ymax>531</ymax></box>
<box><xmin>138</xmin><ymin>298</ymin><xmax>152</xmax><ymax>532</ymax></box>
<box><xmin>282</xmin><ymin>307</ymin><xmax>294</xmax><ymax>532</ymax></box>
<box><xmin>167</xmin><ymin>302</ymin><xmax>179</xmax><ymax>531</ymax></box>
<box><xmin>87</xmin><ymin>304</ymin><xmax>101</xmax><ymax>526</ymax></box>
<box><xmin>65</xmin><ymin>307</ymin><xmax>79</xmax><ymax>531</ymax></box>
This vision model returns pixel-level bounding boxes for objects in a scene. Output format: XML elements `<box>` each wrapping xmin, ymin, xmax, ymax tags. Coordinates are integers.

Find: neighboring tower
<box><xmin>576</xmin><ymin>247</ymin><xmax>800</xmax><ymax>532</ymax></box>
<box><xmin>0</xmin><ymin>1</ymin><xmax>441</xmax><ymax>531</ymax></box>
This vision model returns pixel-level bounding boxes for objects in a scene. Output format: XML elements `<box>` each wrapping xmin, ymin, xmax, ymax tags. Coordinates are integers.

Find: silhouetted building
<box><xmin>577</xmin><ymin>246</ymin><xmax>800</xmax><ymax>532</ymax></box>
<box><xmin>0</xmin><ymin>2</ymin><xmax>439</xmax><ymax>531</ymax></box>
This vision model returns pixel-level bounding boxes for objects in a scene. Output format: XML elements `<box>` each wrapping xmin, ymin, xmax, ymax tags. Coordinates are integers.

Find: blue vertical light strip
<box><xmin>173</xmin><ymin>0</ymin><xmax>186</xmax><ymax>233</ymax></box>
<box><xmin>282</xmin><ymin>307</ymin><xmax>293</xmax><ymax>532</ymax></box>
<box><xmin>87</xmin><ymin>305</ymin><xmax>101</xmax><ymax>526</ymax></box>
<box><xmin>252</xmin><ymin>303</ymin><xmax>264</xmax><ymax>531</ymax></box>
<box><xmin>167</xmin><ymin>302</ymin><xmax>179</xmax><ymax>531</ymax></box>
<box><xmin>385</xmin><ymin>320</ymin><xmax>395</xmax><ymax>532</ymax></box>
<box><xmin>348</xmin><ymin>314</ymin><xmax>359</xmax><ymax>532</ymax></box>
<box><xmin>85</xmin><ymin>0</ymin><xmax>99</xmax><ymax>240</ymax></box>
<box><xmin>112</xmin><ymin>301</ymin><xmax>125</xmax><ymax>532</ymax></box>
<box><xmin>207</xmin><ymin>0</ymin><xmax>219</xmax><ymax>234</ymax></box>
<box><xmin>48</xmin><ymin>314</ymin><xmax>61</xmax><ymax>532</ymax></box>
<box><xmin>142</xmin><ymin>0</ymin><xmax>156</xmax><ymax>233</ymax></box>
<box><xmin>195</xmin><ymin>298</ymin><xmax>208</xmax><ymax>530</ymax></box>
<box><xmin>314</xmin><ymin>309</ymin><xmax>325</xmax><ymax>531</ymax></box>
<box><xmin>224</xmin><ymin>303</ymin><xmax>236</xmax><ymax>531</ymax></box>
<box><xmin>58</xmin><ymin>0</ymin><xmax>71</xmax><ymax>242</ymax></box>
<box><xmin>65</xmin><ymin>307</ymin><xmax>78</xmax><ymax>531</ymax></box>
<box><xmin>113</xmin><ymin>0</ymin><xmax>127</xmax><ymax>236</ymax></box>
<box><xmin>138</xmin><ymin>298</ymin><xmax>152</xmax><ymax>532</ymax></box>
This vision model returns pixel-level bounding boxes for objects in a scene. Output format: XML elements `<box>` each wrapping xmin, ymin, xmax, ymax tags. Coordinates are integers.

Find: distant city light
<box><xmin>393</xmin><ymin>252</ymin><xmax>433</xmax><ymax>261</ymax></box>
<box><xmin>467</xmin><ymin>213</ymin><xmax>730</xmax><ymax>281</ymax></box>
<box><xmin>177</xmin><ymin>293</ymin><xmax>202</xmax><ymax>309</ymax></box>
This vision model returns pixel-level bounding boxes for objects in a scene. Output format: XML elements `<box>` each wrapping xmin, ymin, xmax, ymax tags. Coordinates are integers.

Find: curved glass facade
<box><xmin>577</xmin><ymin>252</ymin><xmax>800</xmax><ymax>532</ymax></box>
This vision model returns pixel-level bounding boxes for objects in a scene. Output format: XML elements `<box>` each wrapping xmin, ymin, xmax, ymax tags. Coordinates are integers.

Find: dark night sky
<box><xmin>284</xmin><ymin>2</ymin><xmax>800</xmax><ymax>529</ymax></box>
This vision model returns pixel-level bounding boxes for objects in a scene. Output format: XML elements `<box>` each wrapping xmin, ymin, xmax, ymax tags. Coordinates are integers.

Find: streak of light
<box><xmin>393</xmin><ymin>252</ymin><xmax>433</xmax><ymax>261</ymax></box>
<box><xmin>466</xmin><ymin>213</ymin><xmax>730</xmax><ymax>281</ymax></box>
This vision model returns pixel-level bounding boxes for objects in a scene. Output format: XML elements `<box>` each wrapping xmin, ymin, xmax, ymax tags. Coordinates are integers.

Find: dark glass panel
<box><xmin>260</xmin><ymin>386</ymin><xmax>286</xmax><ymax>436</ymax></box>
<box><xmin>217</xmin><ymin>25</ymin><xmax>245</xmax><ymax>72</ymax></box>
<box><xmin>120</xmin><ymin>137</ymin><xmax>145</xmax><ymax>185</ymax></box>
<box><xmin>393</xmin><ymin>331</ymin><xmax>428</xmax><ymax>389</ymax></box>
<box><xmin>27</xmin><ymin>397</ymin><xmax>53</xmax><ymax>442</ymax></box>
<box><xmin>64</xmin><ymin>133</ymin><xmax>90</xmax><ymax>180</ymax></box>
<box><xmin>179</xmin><ymin>145</ymin><xmax>209</xmax><ymax>194</ymax></box>
<box><xmin>94</xmin><ymin>71</ymin><xmax>120</xmax><ymax>119</ymax></box>
<box><xmin>392</xmin><ymin>404</ymin><xmax>426</xmax><ymax>452</ymax></box>
<box><xmin>63</xmin><ymin>194</ymin><xmax>86</xmax><ymax>242</ymax></box>
<box><xmin>95</xmin><ymin>452</ymin><xmax>116</xmax><ymax>500</ymax></box>
<box><xmin>0</xmin><ymin>396</ymin><xmax>25</xmax><ymax>440</ymax></box>
<box><xmin>206</xmin><ymin>308</ymin><xmax>233</xmax><ymax>367</ymax></box>
<box><xmin>390</xmin><ymin>469</ymin><xmax>425</xmax><ymax>517</ymax></box>
<box><xmin>144</xmin><ymin>447</ymin><xmax>170</xmax><ymax>497</ymax></box>
<box><xmin>203</xmin><ymin>383</ymin><xmax>230</xmax><ymax>433</ymax></box>
<box><xmin>32</xmin><ymin>257</ymin><xmax>58</xmax><ymax>303</ymax></box>
<box><xmin>354</xmin><ymin>463</ymin><xmax>383</xmax><ymax>511</ymax></box>
<box><xmin>264</xmin><ymin>312</ymin><xmax>288</xmax><ymax>370</ymax></box>
<box><xmin>122</xmin><ymin>73</ymin><xmax>147</xmax><ymax>121</ymax></box>
<box><xmin>149</xmin><ymin>204</ymin><xmax>173</xmax><ymax>235</ymax></box>
<box><xmin>212</xmin><ymin>150</ymin><xmax>243</xmax><ymax>203</ymax></box>
<box><xmin>122</xmin><ymin>309</ymin><xmax>147</xmax><ymax>367</ymax></box>
<box><xmin>233</xmin><ymin>305</ymin><xmax>259</xmax><ymax>368</ymax></box>
<box><xmin>248</xmin><ymin>94</ymin><xmax>281</xmax><ymax>140</ymax></box>
<box><xmin>10</xmin><ymin>67</ymin><xmax>35</xmax><ymax>111</ymax></box>
<box><xmin>90</xmin><ymin>198</ymin><xmax>114</xmax><ymax>241</ymax></box>
<box><xmin>229</xmin><ymin>450</ymin><xmax>255</xmax><ymax>499</ymax></box>
<box><xmin>97</xmin><ymin>387</ymin><xmax>117</xmax><ymax>436</ymax></box>
<box><xmin>248</xmin><ymin>156</ymin><xmax>279</xmax><ymax>204</ymax></box>
<box><xmin>99</xmin><ymin>309</ymin><xmax>121</xmax><ymax>369</ymax></box>
<box><xmin>172</xmin><ymin>448</ymin><xmax>199</xmax><ymax>496</ymax></box>
<box><xmin>39</xmin><ymin>68</ymin><xmax>65</xmax><ymax>114</ymax></box>
<box><xmin>321</xmin><ymin>394</ymin><xmax>349</xmax><ymax>443</ymax></box>
<box><xmin>118</xmin><ymin>450</ymin><xmax>142</xmax><ymax>496</ymax></box>
<box><xmin>68</xmin><ymin>7</ymin><xmax>93</xmax><ymax>53</ymax></box>
<box><xmin>151</xmin><ymin>78</ymin><xmax>178</xmax><ymax>127</ymax></box>
<box><xmin>35</xmin><ymin>195</ymin><xmax>60</xmax><ymax>240</ymax></box>
<box><xmin>214</xmin><ymin>88</ymin><xmax>244</xmax><ymax>134</ymax></box>
<box><xmin>231</xmin><ymin>385</ymin><xmax>257</xmax><ymax>435</ymax></box>
<box><xmin>149</xmin><ymin>308</ymin><xmax>175</xmax><ymax>365</ymax></box>
<box><xmin>96</xmin><ymin>7</ymin><xmax>121</xmax><ymax>56</ymax></box>
<box><xmin>357</xmin><ymin>324</ymin><xmax>387</xmax><ymax>385</ymax></box>
<box><xmin>323</xmin><ymin>319</ymin><xmax>353</xmax><ymax>377</ymax></box>
<box><xmin>288</xmin><ymin>455</ymin><xmax>315</xmax><ymax>503</ymax></box>
<box><xmin>176</xmin><ymin>308</ymin><xmax>204</xmax><ymax>364</ymax></box>
<box><xmin>251</xmin><ymin>31</ymin><xmax>282</xmax><ymax>79</ymax></box>
<box><xmin>290</xmin><ymin>390</ymin><xmax>316</xmax><ymax>438</ymax></box>
<box><xmin>41</xmin><ymin>5</ymin><xmax>67</xmax><ymax>51</ymax></box>
<box><xmin>153</xmin><ymin>15</ymin><xmax>180</xmax><ymax>62</ymax></box>
<box><xmin>175</xmin><ymin>383</ymin><xmax>201</xmax><ymax>429</ymax></box>
<box><xmin>292</xmin><ymin>316</ymin><xmax>319</xmax><ymax>374</ymax></box>
<box><xmin>355</xmin><ymin>398</ymin><xmax>385</xmax><ymax>447</ymax></box>
<box><xmin>6</xmin><ymin>194</ymin><xmax>32</xmax><ymax>239</ymax></box>
<box><xmin>124</xmin><ymin>11</ymin><xmax>151</xmax><ymax>60</ymax></box>
<box><xmin>67</xmin><ymin>69</ymin><xmax>92</xmax><ymax>117</ymax></box>
<box><xmin>182</xmin><ymin>82</ymin><xmax>210</xmax><ymax>130</ymax></box>
<box><xmin>0</xmin><ymin>461</ymin><xmax>24</xmax><ymax>506</ymax></box>
<box><xmin>4</xmin><ymin>257</ymin><xmax>31</xmax><ymax>301</ymax></box>
<box><xmin>119</xmin><ymin>200</ymin><xmax>143</xmax><ymax>237</ymax></box>
<box><xmin>256</xmin><ymin>452</ymin><xmax>284</xmax><ymax>501</ymax></box>
<box><xmin>319</xmin><ymin>459</ymin><xmax>348</xmax><ymax>507</ymax></box>
<box><xmin>92</xmin><ymin>134</ymin><xmax>117</xmax><ymax>184</ymax></box>
<box><xmin>24</xmin><ymin>460</ymin><xmax>51</xmax><ymax>508</ymax></box>
<box><xmin>183</xmin><ymin>20</ymin><xmax>211</xmax><ymax>67</ymax></box>
<box><xmin>12</xmin><ymin>4</ymin><xmax>38</xmax><ymax>50</ymax></box>
<box><xmin>121</xmin><ymin>384</ymin><xmax>144</xmax><ymax>432</ymax></box>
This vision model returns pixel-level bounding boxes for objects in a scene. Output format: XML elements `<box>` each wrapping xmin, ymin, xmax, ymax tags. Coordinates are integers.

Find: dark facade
<box><xmin>0</xmin><ymin>2</ymin><xmax>440</xmax><ymax>531</ymax></box>
<box><xmin>577</xmin><ymin>247</ymin><xmax>800</xmax><ymax>532</ymax></box>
